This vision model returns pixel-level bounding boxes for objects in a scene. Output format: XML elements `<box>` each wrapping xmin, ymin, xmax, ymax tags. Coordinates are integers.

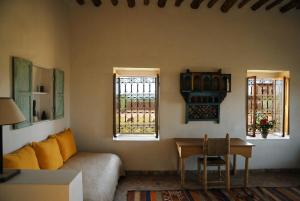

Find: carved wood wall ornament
<box><xmin>180</xmin><ymin>69</ymin><xmax>231</xmax><ymax>123</ymax></box>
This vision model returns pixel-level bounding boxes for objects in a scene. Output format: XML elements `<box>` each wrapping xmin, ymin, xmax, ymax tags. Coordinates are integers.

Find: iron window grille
<box><xmin>113</xmin><ymin>74</ymin><xmax>159</xmax><ymax>138</ymax></box>
<box><xmin>246</xmin><ymin>76</ymin><xmax>289</xmax><ymax>137</ymax></box>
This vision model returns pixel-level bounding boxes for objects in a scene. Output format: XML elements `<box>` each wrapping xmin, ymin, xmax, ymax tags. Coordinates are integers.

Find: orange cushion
<box><xmin>52</xmin><ymin>128</ymin><xmax>77</xmax><ymax>162</ymax></box>
<box><xmin>3</xmin><ymin>145</ymin><xmax>40</xmax><ymax>170</ymax></box>
<box><xmin>32</xmin><ymin>138</ymin><xmax>63</xmax><ymax>170</ymax></box>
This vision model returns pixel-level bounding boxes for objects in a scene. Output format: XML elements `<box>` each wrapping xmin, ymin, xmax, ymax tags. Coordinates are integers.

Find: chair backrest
<box><xmin>203</xmin><ymin>133</ymin><xmax>230</xmax><ymax>156</ymax></box>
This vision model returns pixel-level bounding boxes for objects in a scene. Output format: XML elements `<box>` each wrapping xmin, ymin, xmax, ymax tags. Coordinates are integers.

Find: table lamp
<box><xmin>0</xmin><ymin>97</ymin><xmax>26</xmax><ymax>182</ymax></box>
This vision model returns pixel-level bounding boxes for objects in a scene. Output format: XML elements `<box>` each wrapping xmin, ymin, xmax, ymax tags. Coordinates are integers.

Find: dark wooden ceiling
<box><xmin>76</xmin><ymin>0</ymin><xmax>300</xmax><ymax>13</ymax></box>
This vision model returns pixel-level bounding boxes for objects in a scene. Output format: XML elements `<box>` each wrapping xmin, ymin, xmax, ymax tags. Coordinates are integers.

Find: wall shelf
<box><xmin>32</xmin><ymin>92</ymin><xmax>49</xmax><ymax>95</ymax></box>
<box><xmin>180</xmin><ymin>69</ymin><xmax>231</xmax><ymax>123</ymax></box>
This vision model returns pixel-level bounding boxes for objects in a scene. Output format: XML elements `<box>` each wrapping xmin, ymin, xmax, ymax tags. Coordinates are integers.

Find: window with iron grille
<box><xmin>113</xmin><ymin>68</ymin><xmax>159</xmax><ymax>138</ymax></box>
<box><xmin>246</xmin><ymin>70</ymin><xmax>290</xmax><ymax>138</ymax></box>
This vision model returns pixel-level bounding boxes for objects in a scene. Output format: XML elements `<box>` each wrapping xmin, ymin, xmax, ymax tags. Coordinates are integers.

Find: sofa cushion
<box><xmin>61</xmin><ymin>152</ymin><xmax>123</xmax><ymax>201</ymax></box>
<box><xmin>32</xmin><ymin>138</ymin><xmax>63</xmax><ymax>170</ymax></box>
<box><xmin>3</xmin><ymin>145</ymin><xmax>40</xmax><ymax>170</ymax></box>
<box><xmin>51</xmin><ymin>128</ymin><xmax>77</xmax><ymax>162</ymax></box>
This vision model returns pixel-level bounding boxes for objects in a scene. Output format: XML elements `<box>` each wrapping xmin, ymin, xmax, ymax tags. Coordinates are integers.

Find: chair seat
<box><xmin>198</xmin><ymin>156</ymin><xmax>226</xmax><ymax>165</ymax></box>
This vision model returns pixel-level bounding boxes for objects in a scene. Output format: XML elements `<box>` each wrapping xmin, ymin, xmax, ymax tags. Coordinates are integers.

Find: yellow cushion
<box><xmin>3</xmin><ymin>145</ymin><xmax>40</xmax><ymax>170</ymax></box>
<box><xmin>32</xmin><ymin>138</ymin><xmax>63</xmax><ymax>170</ymax></box>
<box><xmin>53</xmin><ymin>128</ymin><xmax>77</xmax><ymax>162</ymax></box>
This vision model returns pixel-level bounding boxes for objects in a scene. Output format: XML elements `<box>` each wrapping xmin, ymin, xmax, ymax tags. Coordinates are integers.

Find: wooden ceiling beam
<box><xmin>221</xmin><ymin>0</ymin><xmax>238</xmax><ymax>12</ymax></box>
<box><xmin>190</xmin><ymin>0</ymin><xmax>204</xmax><ymax>9</ymax></box>
<box><xmin>158</xmin><ymin>0</ymin><xmax>167</xmax><ymax>7</ymax></box>
<box><xmin>76</xmin><ymin>0</ymin><xmax>85</xmax><ymax>5</ymax></box>
<box><xmin>251</xmin><ymin>0</ymin><xmax>270</xmax><ymax>10</ymax></box>
<box><xmin>207</xmin><ymin>0</ymin><xmax>218</xmax><ymax>8</ymax></box>
<box><xmin>265</xmin><ymin>0</ymin><xmax>283</xmax><ymax>10</ymax></box>
<box><xmin>280</xmin><ymin>0</ymin><xmax>298</xmax><ymax>13</ymax></box>
<box><xmin>175</xmin><ymin>0</ymin><xmax>184</xmax><ymax>7</ymax></box>
<box><xmin>238</xmin><ymin>0</ymin><xmax>251</xmax><ymax>8</ymax></box>
<box><xmin>127</xmin><ymin>0</ymin><xmax>135</xmax><ymax>7</ymax></box>
<box><xmin>92</xmin><ymin>0</ymin><xmax>101</xmax><ymax>7</ymax></box>
<box><xmin>111</xmin><ymin>0</ymin><xmax>118</xmax><ymax>6</ymax></box>
<box><xmin>144</xmin><ymin>0</ymin><xmax>150</xmax><ymax>5</ymax></box>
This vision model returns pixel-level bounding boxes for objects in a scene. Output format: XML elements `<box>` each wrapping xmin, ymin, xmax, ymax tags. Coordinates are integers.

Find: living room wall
<box><xmin>0</xmin><ymin>0</ymin><xmax>71</xmax><ymax>153</ymax></box>
<box><xmin>70</xmin><ymin>2</ymin><xmax>300</xmax><ymax>170</ymax></box>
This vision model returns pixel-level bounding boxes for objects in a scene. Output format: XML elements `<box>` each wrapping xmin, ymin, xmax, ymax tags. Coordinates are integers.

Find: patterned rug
<box><xmin>128</xmin><ymin>187</ymin><xmax>300</xmax><ymax>201</ymax></box>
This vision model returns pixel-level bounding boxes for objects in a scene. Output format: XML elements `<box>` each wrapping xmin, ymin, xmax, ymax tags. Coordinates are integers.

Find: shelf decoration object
<box><xmin>180</xmin><ymin>69</ymin><xmax>231</xmax><ymax>123</ymax></box>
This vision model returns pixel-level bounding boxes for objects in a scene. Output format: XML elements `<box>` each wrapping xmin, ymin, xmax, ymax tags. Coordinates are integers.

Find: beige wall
<box><xmin>2</xmin><ymin>0</ymin><xmax>299</xmax><ymax>171</ymax></box>
<box><xmin>0</xmin><ymin>0</ymin><xmax>70</xmax><ymax>153</ymax></box>
<box><xmin>70</xmin><ymin>2</ymin><xmax>300</xmax><ymax>170</ymax></box>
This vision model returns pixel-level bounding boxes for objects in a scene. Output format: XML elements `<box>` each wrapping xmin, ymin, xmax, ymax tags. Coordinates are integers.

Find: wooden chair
<box><xmin>197</xmin><ymin>133</ymin><xmax>230</xmax><ymax>192</ymax></box>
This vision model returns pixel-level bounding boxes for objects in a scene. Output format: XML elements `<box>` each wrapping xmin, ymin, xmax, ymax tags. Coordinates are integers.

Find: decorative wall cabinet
<box><xmin>12</xmin><ymin>57</ymin><xmax>64</xmax><ymax>129</ymax></box>
<box><xmin>180</xmin><ymin>69</ymin><xmax>231</xmax><ymax>123</ymax></box>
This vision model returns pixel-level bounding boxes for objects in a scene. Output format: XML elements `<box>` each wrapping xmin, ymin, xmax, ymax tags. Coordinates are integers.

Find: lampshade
<box><xmin>0</xmin><ymin>98</ymin><xmax>26</xmax><ymax>125</ymax></box>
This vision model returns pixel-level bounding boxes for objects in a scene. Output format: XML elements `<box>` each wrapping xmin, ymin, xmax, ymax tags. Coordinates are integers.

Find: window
<box><xmin>113</xmin><ymin>68</ymin><xmax>160</xmax><ymax>139</ymax></box>
<box><xmin>246</xmin><ymin>70</ymin><xmax>290</xmax><ymax>138</ymax></box>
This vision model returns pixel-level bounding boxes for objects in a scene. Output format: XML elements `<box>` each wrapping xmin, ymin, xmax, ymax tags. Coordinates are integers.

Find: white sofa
<box><xmin>61</xmin><ymin>152</ymin><xmax>123</xmax><ymax>201</ymax></box>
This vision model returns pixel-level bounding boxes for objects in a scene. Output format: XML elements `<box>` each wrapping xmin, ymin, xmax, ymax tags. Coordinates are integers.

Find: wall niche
<box><xmin>12</xmin><ymin>56</ymin><xmax>64</xmax><ymax>129</ymax></box>
<box><xmin>32</xmin><ymin>66</ymin><xmax>53</xmax><ymax>123</ymax></box>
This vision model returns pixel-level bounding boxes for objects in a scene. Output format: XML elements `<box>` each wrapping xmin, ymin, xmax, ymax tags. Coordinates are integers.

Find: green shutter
<box><xmin>54</xmin><ymin>69</ymin><xmax>64</xmax><ymax>119</ymax></box>
<box><xmin>12</xmin><ymin>57</ymin><xmax>32</xmax><ymax>129</ymax></box>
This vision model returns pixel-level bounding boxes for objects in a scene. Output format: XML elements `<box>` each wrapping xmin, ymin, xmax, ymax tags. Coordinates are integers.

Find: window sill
<box><xmin>246</xmin><ymin>133</ymin><xmax>290</xmax><ymax>140</ymax></box>
<box><xmin>113</xmin><ymin>134</ymin><xmax>160</xmax><ymax>141</ymax></box>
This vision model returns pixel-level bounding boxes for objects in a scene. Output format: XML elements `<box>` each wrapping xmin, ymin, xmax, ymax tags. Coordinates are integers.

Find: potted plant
<box><xmin>256</xmin><ymin>113</ymin><xmax>275</xmax><ymax>138</ymax></box>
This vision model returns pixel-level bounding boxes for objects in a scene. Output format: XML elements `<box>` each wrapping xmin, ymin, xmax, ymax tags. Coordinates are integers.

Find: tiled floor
<box><xmin>114</xmin><ymin>171</ymin><xmax>300</xmax><ymax>201</ymax></box>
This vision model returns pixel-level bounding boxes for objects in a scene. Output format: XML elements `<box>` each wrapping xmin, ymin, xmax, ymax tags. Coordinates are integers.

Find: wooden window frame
<box><xmin>246</xmin><ymin>74</ymin><xmax>289</xmax><ymax>138</ymax></box>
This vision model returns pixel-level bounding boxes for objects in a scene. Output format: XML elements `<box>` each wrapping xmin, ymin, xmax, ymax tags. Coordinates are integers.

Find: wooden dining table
<box><xmin>175</xmin><ymin>138</ymin><xmax>255</xmax><ymax>187</ymax></box>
